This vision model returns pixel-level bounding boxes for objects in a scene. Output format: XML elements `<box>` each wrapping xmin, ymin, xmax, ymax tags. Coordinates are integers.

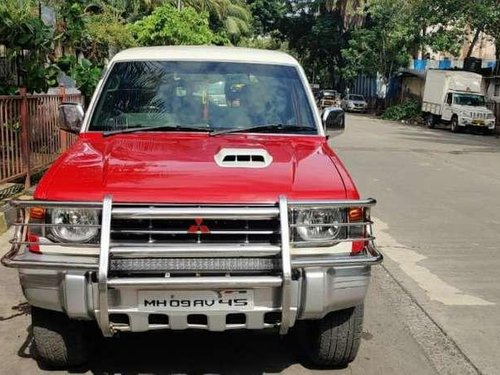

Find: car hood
<box><xmin>455</xmin><ymin>105</ymin><xmax>492</xmax><ymax>113</ymax></box>
<box><xmin>36</xmin><ymin>133</ymin><xmax>349</xmax><ymax>204</ymax></box>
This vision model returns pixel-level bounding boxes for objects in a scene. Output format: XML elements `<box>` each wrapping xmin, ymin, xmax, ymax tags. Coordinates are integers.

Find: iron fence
<box><xmin>0</xmin><ymin>87</ymin><xmax>82</xmax><ymax>188</ymax></box>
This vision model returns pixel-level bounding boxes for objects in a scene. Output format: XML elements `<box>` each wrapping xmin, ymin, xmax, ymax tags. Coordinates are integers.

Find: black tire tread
<box><xmin>31</xmin><ymin>307</ymin><xmax>89</xmax><ymax>368</ymax></box>
<box><xmin>426</xmin><ymin>114</ymin><xmax>435</xmax><ymax>129</ymax></box>
<box><xmin>308</xmin><ymin>304</ymin><xmax>364</xmax><ymax>367</ymax></box>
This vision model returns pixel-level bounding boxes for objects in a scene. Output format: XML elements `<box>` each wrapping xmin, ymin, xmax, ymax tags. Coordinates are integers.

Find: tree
<box><xmin>0</xmin><ymin>0</ymin><xmax>59</xmax><ymax>93</ymax></box>
<box><xmin>84</xmin><ymin>4</ymin><xmax>136</xmax><ymax>63</ymax></box>
<box><xmin>340</xmin><ymin>0</ymin><xmax>472</xmax><ymax>85</ymax></box>
<box><xmin>129</xmin><ymin>3</ymin><xmax>224</xmax><ymax>46</ymax></box>
<box><xmin>164</xmin><ymin>0</ymin><xmax>252</xmax><ymax>44</ymax></box>
<box><xmin>341</xmin><ymin>0</ymin><xmax>412</xmax><ymax>83</ymax></box>
<box><xmin>459</xmin><ymin>0</ymin><xmax>500</xmax><ymax>59</ymax></box>
<box><xmin>279</xmin><ymin>0</ymin><xmax>368</xmax><ymax>88</ymax></box>
<box><xmin>246</xmin><ymin>0</ymin><xmax>286</xmax><ymax>36</ymax></box>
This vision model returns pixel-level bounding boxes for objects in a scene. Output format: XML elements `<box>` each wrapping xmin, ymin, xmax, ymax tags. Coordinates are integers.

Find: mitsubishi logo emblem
<box><xmin>187</xmin><ymin>218</ymin><xmax>210</xmax><ymax>234</ymax></box>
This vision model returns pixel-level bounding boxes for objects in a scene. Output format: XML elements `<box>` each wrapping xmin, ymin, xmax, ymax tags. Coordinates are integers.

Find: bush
<box><xmin>382</xmin><ymin>100</ymin><xmax>421</xmax><ymax>121</ymax></box>
<box><xmin>129</xmin><ymin>4</ymin><xmax>224</xmax><ymax>46</ymax></box>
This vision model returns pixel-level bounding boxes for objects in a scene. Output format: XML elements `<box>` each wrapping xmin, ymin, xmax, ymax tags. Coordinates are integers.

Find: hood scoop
<box><xmin>214</xmin><ymin>148</ymin><xmax>273</xmax><ymax>168</ymax></box>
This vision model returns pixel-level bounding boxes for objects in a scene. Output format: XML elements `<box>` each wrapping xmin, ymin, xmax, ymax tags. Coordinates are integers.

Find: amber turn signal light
<box><xmin>29</xmin><ymin>207</ymin><xmax>45</xmax><ymax>220</ymax></box>
<box><xmin>348</xmin><ymin>207</ymin><xmax>363</xmax><ymax>222</ymax></box>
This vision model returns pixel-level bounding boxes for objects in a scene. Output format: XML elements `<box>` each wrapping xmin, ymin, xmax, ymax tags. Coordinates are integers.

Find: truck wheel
<box><xmin>31</xmin><ymin>307</ymin><xmax>89</xmax><ymax>368</ymax></box>
<box><xmin>304</xmin><ymin>304</ymin><xmax>364</xmax><ymax>367</ymax></box>
<box><xmin>425</xmin><ymin>114</ymin><xmax>435</xmax><ymax>129</ymax></box>
<box><xmin>450</xmin><ymin>116</ymin><xmax>461</xmax><ymax>133</ymax></box>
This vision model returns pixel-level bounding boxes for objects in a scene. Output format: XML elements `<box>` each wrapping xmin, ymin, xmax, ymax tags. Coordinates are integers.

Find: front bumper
<box><xmin>15</xmin><ymin>261</ymin><xmax>375</xmax><ymax>332</ymax></box>
<box><xmin>3</xmin><ymin>197</ymin><xmax>382</xmax><ymax>336</ymax></box>
<box><xmin>459</xmin><ymin>116</ymin><xmax>496</xmax><ymax>129</ymax></box>
<box><xmin>347</xmin><ymin>106</ymin><xmax>367</xmax><ymax>112</ymax></box>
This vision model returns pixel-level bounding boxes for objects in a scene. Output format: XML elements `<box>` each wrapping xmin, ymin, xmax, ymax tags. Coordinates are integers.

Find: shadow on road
<box><xmin>82</xmin><ymin>330</ymin><xmax>304</xmax><ymax>374</ymax></box>
<box><xmin>26</xmin><ymin>328</ymin><xmax>325</xmax><ymax>374</ymax></box>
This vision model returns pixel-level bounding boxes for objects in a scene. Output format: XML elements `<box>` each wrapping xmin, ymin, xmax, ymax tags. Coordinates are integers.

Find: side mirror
<box><xmin>58</xmin><ymin>102</ymin><xmax>84</xmax><ymax>134</ymax></box>
<box><xmin>322</xmin><ymin>107</ymin><xmax>345</xmax><ymax>137</ymax></box>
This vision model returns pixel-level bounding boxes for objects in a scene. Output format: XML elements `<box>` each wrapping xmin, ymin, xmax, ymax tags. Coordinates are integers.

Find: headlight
<box><xmin>295</xmin><ymin>208</ymin><xmax>343</xmax><ymax>241</ymax></box>
<box><xmin>487</xmin><ymin>113</ymin><xmax>495</xmax><ymax>119</ymax></box>
<box><xmin>50</xmin><ymin>208</ymin><xmax>99</xmax><ymax>242</ymax></box>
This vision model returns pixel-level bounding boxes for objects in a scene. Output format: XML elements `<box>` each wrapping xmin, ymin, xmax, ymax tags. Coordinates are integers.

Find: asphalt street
<box><xmin>0</xmin><ymin>114</ymin><xmax>497</xmax><ymax>374</ymax></box>
<box><xmin>332</xmin><ymin>114</ymin><xmax>500</xmax><ymax>375</ymax></box>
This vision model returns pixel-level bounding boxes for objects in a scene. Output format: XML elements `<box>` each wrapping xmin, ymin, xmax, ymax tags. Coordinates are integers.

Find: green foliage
<box><xmin>21</xmin><ymin>57</ymin><xmax>60</xmax><ymax>93</ymax></box>
<box><xmin>84</xmin><ymin>10</ymin><xmax>136</xmax><ymax>64</ymax></box>
<box><xmin>130</xmin><ymin>4</ymin><xmax>223</xmax><ymax>46</ymax></box>
<box><xmin>246</xmin><ymin>0</ymin><xmax>285</xmax><ymax>35</ymax></box>
<box><xmin>0</xmin><ymin>0</ymin><xmax>60</xmax><ymax>93</ymax></box>
<box><xmin>0</xmin><ymin>1</ymin><xmax>54</xmax><ymax>51</ymax></box>
<box><xmin>166</xmin><ymin>0</ymin><xmax>252</xmax><ymax>43</ymax></box>
<box><xmin>457</xmin><ymin>0</ymin><xmax>500</xmax><ymax>58</ymax></box>
<box><xmin>382</xmin><ymin>100</ymin><xmax>421</xmax><ymax>121</ymax></box>
<box><xmin>70</xmin><ymin>59</ymin><xmax>101</xmax><ymax>99</ymax></box>
<box><xmin>56</xmin><ymin>56</ymin><xmax>101</xmax><ymax>99</ymax></box>
<box><xmin>57</xmin><ymin>1</ymin><xmax>86</xmax><ymax>50</ymax></box>
<box><xmin>341</xmin><ymin>0</ymin><xmax>413</xmax><ymax>82</ymax></box>
<box><xmin>278</xmin><ymin>0</ymin><xmax>368</xmax><ymax>88</ymax></box>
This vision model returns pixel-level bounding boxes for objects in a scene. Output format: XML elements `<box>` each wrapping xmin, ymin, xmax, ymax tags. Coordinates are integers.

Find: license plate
<box><xmin>472</xmin><ymin>119</ymin><xmax>485</xmax><ymax>125</ymax></box>
<box><xmin>138</xmin><ymin>290</ymin><xmax>254</xmax><ymax>311</ymax></box>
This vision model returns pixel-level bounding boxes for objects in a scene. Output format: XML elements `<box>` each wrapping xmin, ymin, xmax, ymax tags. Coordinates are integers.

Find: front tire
<box><xmin>31</xmin><ymin>307</ymin><xmax>89</xmax><ymax>368</ymax></box>
<box><xmin>303</xmin><ymin>304</ymin><xmax>364</xmax><ymax>367</ymax></box>
<box><xmin>450</xmin><ymin>116</ymin><xmax>461</xmax><ymax>133</ymax></box>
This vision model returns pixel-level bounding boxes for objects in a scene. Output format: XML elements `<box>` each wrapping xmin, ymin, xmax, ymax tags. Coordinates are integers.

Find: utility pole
<box><xmin>177</xmin><ymin>0</ymin><xmax>181</xmax><ymax>11</ymax></box>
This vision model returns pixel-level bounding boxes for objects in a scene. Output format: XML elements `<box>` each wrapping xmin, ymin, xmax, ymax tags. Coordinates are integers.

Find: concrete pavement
<box><xmin>332</xmin><ymin>114</ymin><xmax>500</xmax><ymax>375</ymax></box>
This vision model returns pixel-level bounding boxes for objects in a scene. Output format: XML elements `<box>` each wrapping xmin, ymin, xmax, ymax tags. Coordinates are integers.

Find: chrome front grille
<box><xmin>472</xmin><ymin>112</ymin><xmax>487</xmax><ymax>119</ymax></box>
<box><xmin>106</xmin><ymin>205</ymin><xmax>282</xmax><ymax>276</ymax></box>
<box><xmin>110</xmin><ymin>217</ymin><xmax>281</xmax><ymax>245</ymax></box>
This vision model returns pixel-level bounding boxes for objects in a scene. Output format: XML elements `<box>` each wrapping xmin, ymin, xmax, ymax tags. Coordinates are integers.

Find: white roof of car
<box><xmin>111</xmin><ymin>46</ymin><xmax>299</xmax><ymax>66</ymax></box>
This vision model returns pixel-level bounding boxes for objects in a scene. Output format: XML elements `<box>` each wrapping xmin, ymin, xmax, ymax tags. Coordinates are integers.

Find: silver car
<box><xmin>342</xmin><ymin>94</ymin><xmax>368</xmax><ymax>112</ymax></box>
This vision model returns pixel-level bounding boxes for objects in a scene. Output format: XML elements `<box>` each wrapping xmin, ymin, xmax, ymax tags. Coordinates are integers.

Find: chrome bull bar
<box><xmin>2</xmin><ymin>196</ymin><xmax>383</xmax><ymax>336</ymax></box>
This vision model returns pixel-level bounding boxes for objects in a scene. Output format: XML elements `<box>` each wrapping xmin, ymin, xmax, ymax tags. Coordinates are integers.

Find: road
<box><xmin>0</xmin><ymin>114</ymin><xmax>497</xmax><ymax>374</ymax></box>
<box><xmin>332</xmin><ymin>114</ymin><xmax>500</xmax><ymax>375</ymax></box>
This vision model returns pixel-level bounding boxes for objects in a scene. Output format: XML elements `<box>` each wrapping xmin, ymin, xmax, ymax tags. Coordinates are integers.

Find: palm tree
<box><xmin>312</xmin><ymin>0</ymin><xmax>366</xmax><ymax>30</ymax></box>
<box><xmin>166</xmin><ymin>0</ymin><xmax>251</xmax><ymax>42</ymax></box>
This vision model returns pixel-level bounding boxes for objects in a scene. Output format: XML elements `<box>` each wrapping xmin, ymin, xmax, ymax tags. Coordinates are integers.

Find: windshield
<box><xmin>89</xmin><ymin>61</ymin><xmax>316</xmax><ymax>134</ymax></box>
<box><xmin>453</xmin><ymin>93</ymin><xmax>485</xmax><ymax>106</ymax></box>
<box><xmin>349</xmin><ymin>95</ymin><xmax>364</xmax><ymax>101</ymax></box>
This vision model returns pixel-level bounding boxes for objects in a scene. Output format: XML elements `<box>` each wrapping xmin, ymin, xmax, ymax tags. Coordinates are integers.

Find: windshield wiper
<box><xmin>103</xmin><ymin>124</ymin><xmax>210</xmax><ymax>137</ymax></box>
<box><xmin>210</xmin><ymin>124</ymin><xmax>316</xmax><ymax>136</ymax></box>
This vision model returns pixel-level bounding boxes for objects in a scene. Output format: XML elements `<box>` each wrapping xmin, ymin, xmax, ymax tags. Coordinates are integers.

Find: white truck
<box><xmin>422</xmin><ymin>70</ymin><xmax>496</xmax><ymax>133</ymax></box>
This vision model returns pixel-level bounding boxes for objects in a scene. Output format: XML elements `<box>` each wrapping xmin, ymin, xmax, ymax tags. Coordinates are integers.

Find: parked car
<box><xmin>2</xmin><ymin>46</ymin><xmax>382</xmax><ymax>369</ymax></box>
<box><xmin>316</xmin><ymin>89</ymin><xmax>340</xmax><ymax>110</ymax></box>
<box><xmin>422</xmin><ymin>70</ymin><xmax>496</xmax><ymax>133</ymax></box>
<box><xmin>341</xmin><ymin>94</ymin><xmax>368</xmax><ymax>112</ymax></box>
